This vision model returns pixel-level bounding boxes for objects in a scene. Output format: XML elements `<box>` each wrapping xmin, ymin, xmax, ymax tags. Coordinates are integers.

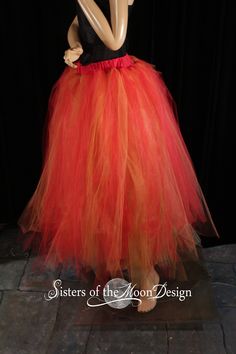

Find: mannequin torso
<box><xmin>76</xmin><ymin>0</ymin><xmax>133</xmax><ymax>64</ymax></box>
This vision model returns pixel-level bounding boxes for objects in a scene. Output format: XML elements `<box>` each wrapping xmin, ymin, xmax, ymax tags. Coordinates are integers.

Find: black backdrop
<box><xmin>1</xmin><ymin>1</ymin><xmax>235</xmax><ymax>245</ymax></box>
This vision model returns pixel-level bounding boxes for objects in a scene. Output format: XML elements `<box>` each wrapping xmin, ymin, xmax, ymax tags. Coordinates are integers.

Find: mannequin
<box><xmin>65</xmin><ymin>0</ymin><xmax>161</xmax><ymax>313</ymax></box>
<box><xmin>18</xmin><ymin>0</ymin><xmax>219</xmax><ymax>314</ymax></box>
<box><xmin>66</xmin><ymin>0</ymin><xmax>160</xmax><ymax>313</ymax></box>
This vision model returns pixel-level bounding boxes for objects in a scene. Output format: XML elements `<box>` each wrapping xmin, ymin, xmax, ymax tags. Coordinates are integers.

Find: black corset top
<box><xmin>75</xmin><ymin>0</ymin><xmax>133</xmax><ymax>65</ymax></box>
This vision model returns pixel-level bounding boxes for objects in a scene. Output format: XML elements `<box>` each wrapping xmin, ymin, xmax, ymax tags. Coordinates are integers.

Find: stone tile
<box><xmin>46</xmin><ymin>280</ymin><xmax>91</xmax><ymax>354</ymax></box>
<box><xmin>167</xmin><ymin>323</ymin><xmax>226</xmax><ymax>354</ymax></box>
<box><xmin>86</xmin><ymin>328</ymin><xmax>167</xmax><ymax>354</ymax></box>
<box><xmin>198</xmin><ymin>323</ymin><xmax>226</xmax><ymax>354</ymax></box>
<box><xmin>52</xmin><ymin>279</ymin><xmax>96</xmax><ymax>327</ymax></box>
<box><xmin>218</xmin><ymin>307</ymin><xmax>236</xmax><ymax>354</ymax></box>
<box><xmin>202</xmin><ymin>245</ymin><xmax>236</xmax><ymax>263</ymax></box>
<box><xmin>0</xmin><ymin>259</ymin><xmax>27</xmax><ymax>290</ymax></box>
<box><xmin>211</xmin><ymin>283</ymin><xmax>236</xmax><ymax>307</ymax></box>
<box><xmin>166</xmin><ymin>322</ymin><xmax>203</xmax><ymax>331</ymax></box>
<box><xmin>0</xmin><ymin>227</ymin><xmax>29</xmax><ymax>259</ymax></box>
<box><xmin>19</xmin><ymin>256</ymin><xmax>61</xmax><ymax>292</ymax></box>
<box><xmin>168</xmin><ymin>328</ymin><xmax>199</xmax><ymax>354</ymax></box>
<box><xmin>204</xmin><ymin>262</ymin><xmax>236</xmax><ymax>286</ymax></box>
<box><xmin>46</xmin><ymin>326</ymin><xmax>91</xmax><ymax>354</ymax></box>
<box><xmin>0</xmin><ymin>291</ymin><xmax>59</xmax><ymax>354</ymax></box>
<box><xmin>233</xmin><ymin>264</ymin><xmax>236</xmax><ymax>275</ymax></box>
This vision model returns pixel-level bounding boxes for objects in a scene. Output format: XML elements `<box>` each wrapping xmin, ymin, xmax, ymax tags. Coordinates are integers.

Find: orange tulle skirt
<box><xmin>17</xmin><ymin>54</ymin><xmax>219</xmax><ymax>286</ymax></box>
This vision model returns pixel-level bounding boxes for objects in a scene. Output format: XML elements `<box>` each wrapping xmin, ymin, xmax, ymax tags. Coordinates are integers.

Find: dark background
<box><xmin>0</xmin><ymin>1</ymin><xmax>235</xmax><ymax>245</ymax></box>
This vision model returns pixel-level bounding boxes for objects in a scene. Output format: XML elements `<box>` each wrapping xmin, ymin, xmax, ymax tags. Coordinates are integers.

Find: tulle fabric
<box><xmin>17</xmin><ymin>54</ymin><xmax>219</xmax><ymax>287</ymax></box>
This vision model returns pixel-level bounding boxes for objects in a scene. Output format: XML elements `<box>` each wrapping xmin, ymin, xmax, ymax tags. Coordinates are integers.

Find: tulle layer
<box><xmin>17</xmin><ymin>54</ymin><xmax>219</xmax><ymax>286</ymax></box>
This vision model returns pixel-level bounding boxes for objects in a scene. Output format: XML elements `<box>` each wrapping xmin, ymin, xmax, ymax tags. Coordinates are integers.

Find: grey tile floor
<box><xmin>0</xmin><ymin>227</ymin><xmax>235</xmax><ymax>354</ymax></box>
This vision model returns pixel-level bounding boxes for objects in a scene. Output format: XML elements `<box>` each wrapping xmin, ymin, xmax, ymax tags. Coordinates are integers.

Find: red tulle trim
<box><xmin>76</xmin><ymin>54</ymin><xmax>134</xmax><ymax>74</ymax></box>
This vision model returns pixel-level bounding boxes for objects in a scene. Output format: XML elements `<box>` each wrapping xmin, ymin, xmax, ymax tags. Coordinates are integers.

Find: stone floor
<box><xmin>0</xmin><ymin>227</ymin><xmax>236</xmax><ymax>354</ymax></box>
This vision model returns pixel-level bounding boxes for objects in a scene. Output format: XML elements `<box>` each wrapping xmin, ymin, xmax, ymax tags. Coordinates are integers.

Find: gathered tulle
<box><xmin>76</xmin><ymin>53</ymin><xmax>134</xmax><ymax>74</ymax></box>
<box><xmin>17</xmin><ymin>54</ymin><xmax>219</xmax><ymax>287</ymax></box>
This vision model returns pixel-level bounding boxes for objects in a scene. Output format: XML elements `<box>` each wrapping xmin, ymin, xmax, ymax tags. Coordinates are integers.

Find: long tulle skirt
<box><xmin>17</xmin><ymin>54</ymin><xmax>219</xmax><ymax>287</ymax></box>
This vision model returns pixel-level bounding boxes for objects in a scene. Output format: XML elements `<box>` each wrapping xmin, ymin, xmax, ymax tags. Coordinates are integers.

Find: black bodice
<box><xmin>75</xmin><ymin>0</ymin><xmax>133</xmax><ymax>65</ymax></box>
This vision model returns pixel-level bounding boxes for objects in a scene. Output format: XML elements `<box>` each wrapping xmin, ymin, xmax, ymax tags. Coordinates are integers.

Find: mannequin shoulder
<box><xmin>128</xmin><ymin>0</ymin><xmax>135</xmax><ymax>5</ymax></box>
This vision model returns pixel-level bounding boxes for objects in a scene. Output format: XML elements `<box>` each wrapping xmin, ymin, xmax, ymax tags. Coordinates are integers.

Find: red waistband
<box><xmin>76</xmin><ymin>54</ymin><xmax>134</xmax><ymax>74</ymax></box>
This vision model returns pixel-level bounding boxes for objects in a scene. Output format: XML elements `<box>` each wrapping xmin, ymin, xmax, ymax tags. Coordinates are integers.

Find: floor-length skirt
<box><xmin>17</xmin><ymin>54</ymin><xmax>219</xmax><ymax>287</ymax></box>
